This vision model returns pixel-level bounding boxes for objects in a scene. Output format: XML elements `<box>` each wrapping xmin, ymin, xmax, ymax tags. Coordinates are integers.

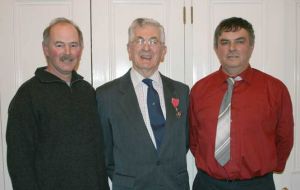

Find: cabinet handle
<box><xmin>191</xmin><ymin>6</ymin><xmax>193</xmax><ymax>24</ymax></box>
<box><xmin>183</xmin><ymin>6</ymin><xmax>186</xmax><ymax>24</ymax></box>
<box><xmin>282</xmin><ymin>187</ymin><xmax>288</xmax><ymax>190</ymax></box>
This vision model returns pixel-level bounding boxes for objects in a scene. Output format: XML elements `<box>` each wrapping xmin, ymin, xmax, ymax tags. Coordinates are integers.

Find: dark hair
<box><xmin>42</xmin><ymin>17</ymin><xmax>83</xmax><ymax>47</ymax></box>
<box><xmin>214</xmin><ymin>17</ymin><xmax>255</xmax><ymax>47</ymax></box>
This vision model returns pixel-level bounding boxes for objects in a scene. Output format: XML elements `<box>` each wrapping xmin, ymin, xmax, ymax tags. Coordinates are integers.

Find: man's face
<box><xmin>214</xmin><ymin>28</ymin><xmax>254</xmax><ymax>76</ymax></box>
<box><xmin>127</xmin><ymin>25</ymin><xmax>167</xmax><ymax>77</ymax></box>
<box><xmin>43</xmin><ymin>23</ymin><xmax>83</xmax><ymax>80</ymax></box>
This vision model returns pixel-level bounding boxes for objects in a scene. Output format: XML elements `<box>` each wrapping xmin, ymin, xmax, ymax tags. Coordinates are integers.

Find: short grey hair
<box><xmin>128</xmin><ymin>18</ymin><xmax>165</xmax><ymax>43</ymax></box>
<box><xmin>42</xmin><ymin>17</ymin><xmax>83</xmax><ymax>47</ymax></box>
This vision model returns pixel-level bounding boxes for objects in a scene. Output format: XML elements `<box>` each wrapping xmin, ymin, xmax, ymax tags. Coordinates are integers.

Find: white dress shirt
<box><xmin>130</xmin><ymin>68</ymin><xmax>166</xmax><ymax>149</ymax></box>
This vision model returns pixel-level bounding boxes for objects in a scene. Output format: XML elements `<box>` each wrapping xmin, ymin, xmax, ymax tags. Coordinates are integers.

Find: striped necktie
<box><xmin>214</xmin><ymin>77</ymin><xmax>235</xmax><ymax>166</ymax></box>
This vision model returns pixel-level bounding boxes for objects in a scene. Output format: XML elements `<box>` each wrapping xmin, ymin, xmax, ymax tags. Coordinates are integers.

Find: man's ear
<box><xmin>42</xmin><ymin>43</ymin><xmax>49</xmax><ymax>57</ymax></box>
<box><xmin>214</xmin><ymin>44</ymin><xmax>218</xmax><ymax>52</ymax></box>
<box><xmin>160</xmin><ymin>46</ymin><xmax>167</xmax><ymax>62</ymax></box>
<box><xmin>127</xmin><ymin>44</ymin><xmax>133</xmax><ymax>61</ymax></box>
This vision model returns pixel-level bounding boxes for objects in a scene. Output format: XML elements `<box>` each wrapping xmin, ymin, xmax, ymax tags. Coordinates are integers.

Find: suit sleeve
<box><xmin>184</xmin><ymin>85</ymin><xmax>190</xmax><ymax>152</ymax></box>
<box><xmin>6</xmin><ymin>88</ymin><xmax>39</xmax><ymax>190</ymax></box>
<box><xmin>188</xmin><ymin>88</ymin><xmax>198</xmax><ymax>157</ymax></box>
<box><xmin>91</xmin><ymin>90</ymin><xmax>110</xmax><ymax>190</ymax></box>
<box><xmin>96</xmin><ymin>89</ymin><xmax>115</xmax><ymax>180</ymax></box>
<box><xmin>275</xmin><ymin>85</ymin><xmax>294</xmax><ymax>172</ymax></box>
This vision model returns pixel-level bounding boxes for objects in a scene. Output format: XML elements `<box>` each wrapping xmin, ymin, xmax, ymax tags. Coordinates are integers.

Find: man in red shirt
<box><xmin>189</xmin><ymin>17</ymin><xmax>294</xmax><ymax>190</ymax></box>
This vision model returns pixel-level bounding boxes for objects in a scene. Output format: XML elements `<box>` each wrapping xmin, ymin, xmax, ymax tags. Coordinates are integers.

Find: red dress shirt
<box><xmin>189</xmin><ymin>66</ymin><xmax>294</xmax><ymax>180</ymax></box>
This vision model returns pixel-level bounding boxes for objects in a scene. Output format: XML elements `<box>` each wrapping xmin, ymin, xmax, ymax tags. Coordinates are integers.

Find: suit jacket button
<box><xmin>156</xmin><ymin>161</ymin><xmax>160</xmax><ymax>165</ymax></box>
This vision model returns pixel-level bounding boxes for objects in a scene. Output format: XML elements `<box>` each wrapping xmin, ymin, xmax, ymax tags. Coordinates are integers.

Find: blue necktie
<box><xmin>143</xmin><ymin>78</ymin><xmax>165</xmax><ymax>150</ymax></box>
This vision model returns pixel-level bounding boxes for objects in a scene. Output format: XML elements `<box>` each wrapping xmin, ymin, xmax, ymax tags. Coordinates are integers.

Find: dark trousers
<box><xmin>192</xmin><ymin>169</ymin><xmax>275</xmax><ymax>190</ymax></box>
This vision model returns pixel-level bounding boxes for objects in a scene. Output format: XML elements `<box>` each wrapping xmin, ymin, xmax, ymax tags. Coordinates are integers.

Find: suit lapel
<box><xmin>118</xmin><ymin>70</ymin><xmax>157</xmax><ymax>153</ymax></box>
<box><xmin>159</xmin><ymin>74</ymin><xmax>179</xmax><ymax>154</ymax></box>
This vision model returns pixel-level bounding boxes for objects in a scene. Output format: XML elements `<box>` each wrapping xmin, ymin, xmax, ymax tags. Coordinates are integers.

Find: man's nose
<box><xmin>142</xmin><ymin>41</ymin><xmax>150</xmax><ymax>50</ymax></box>
<box><xmin>64</xmin><ymin>45</ymin><xmax>71</xmax><ymax>54</ymax></box>
<box><xmin>229</xmin><ymin>42</ymin><xmax>236</xmax><ymax>51</ymax></box>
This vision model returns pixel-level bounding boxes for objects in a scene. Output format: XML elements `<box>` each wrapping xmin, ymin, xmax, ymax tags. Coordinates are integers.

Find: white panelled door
<box><xmin>91</xmin><ymin>0</ymin><xmax>185</xmax><ymax>87</ymax></box>
<box><xmin>190</xmin><ymin>0</ymin><xmax>299</xmax><ymax>189</ymax></box>
<box><xmin>90</xmin><ymin>0</ymin><xmax>196</xmax><ymax>186</ymax></box>
<box><xmin>91</xmin><ymin>0</ymin><xmax>299</xmax><ymax>189</ymax></box>
<box><xmin>0</xmin><ymin>0</ymin><xmax>299</xmax><ymax>190</ymax></box>
<box><xmin>0</xmin><ymin>0</ymin><xmax>91</xmax><ymax>190</ymax></box>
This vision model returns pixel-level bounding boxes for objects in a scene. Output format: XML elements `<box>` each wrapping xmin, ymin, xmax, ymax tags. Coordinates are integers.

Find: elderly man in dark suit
<box><xmin>96</xmin><ymin>18</ymin><xmax>190</xmax><ymax>190</ymax></box>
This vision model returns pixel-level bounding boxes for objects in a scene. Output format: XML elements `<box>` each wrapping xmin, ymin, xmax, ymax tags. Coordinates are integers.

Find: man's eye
<box><xmin>220</xmin><ymin>41</ymin><xmax>229</xmax><ymax>45</ymax></box>
<box><xmin>149</xmin><ymin>39</ymin><xmax>158</xmax><ymax>45</ymax></box>
<box><xmin>70</xmin><ymin>43</ymin><xmax>79</xmax><ymax>48</ymax></box>
<box><xmin>136</xmin><ymin>38</ymin><xmax>144</xmax><ymax>45</ymax></box>
<box><xmin>55</xmin><ymin>43</ymin><xmax>64</xmax><ymax>48</ymax></box>
<box><xmin>236</xmin><ymin>39</ymin><xmax>245</xmax><ymax>44</ymax></box>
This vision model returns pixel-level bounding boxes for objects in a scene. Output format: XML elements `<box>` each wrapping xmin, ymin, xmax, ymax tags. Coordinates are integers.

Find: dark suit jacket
<box><xmin>96</xmin><ymin>69</ymin><xmax>190</xmax><ymax>190</ymax></box>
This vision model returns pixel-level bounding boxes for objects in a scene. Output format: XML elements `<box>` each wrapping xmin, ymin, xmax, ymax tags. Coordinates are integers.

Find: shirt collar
<box><xmin>239</xmin><ymin>66</ymin><xmax>253</xmax><ymax>84</ymax></box>
<box><xmin>218</xmin><ymin>65</ymin><xmax>253</xmax><ymax>84</ymax></box>
<box><xmin>130</xmin><ymin>68</ymin><xmax>162</xmax><ymax>88</ymax></box>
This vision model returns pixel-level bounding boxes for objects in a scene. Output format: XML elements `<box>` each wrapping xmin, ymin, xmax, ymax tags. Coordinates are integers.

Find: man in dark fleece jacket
<box><xmin>6</xmin><ymin>17</ymin><xmax>109</xmax><ymax>190</ymax></box>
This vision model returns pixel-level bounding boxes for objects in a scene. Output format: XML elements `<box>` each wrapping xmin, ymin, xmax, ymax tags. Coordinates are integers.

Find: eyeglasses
<box><xmin>132</xmin><ymin>37</ymin><xmax>163</xmax><ymax>47</ymax></box>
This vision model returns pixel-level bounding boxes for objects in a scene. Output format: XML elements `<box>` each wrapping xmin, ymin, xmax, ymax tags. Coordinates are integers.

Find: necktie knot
<box><xmin>227</xmin><ymin>77</ymin><xmax>235</xmax><ymax>86</ymax></box>
<box><xmin>228</xmin><ymin>76</ymin><xmax>242</xmax><ymax>86</ymax></box>
<box><xmin>142</xmin><ymin>78</ymin><xmax>153</xmax><ymax>88</ymax></box>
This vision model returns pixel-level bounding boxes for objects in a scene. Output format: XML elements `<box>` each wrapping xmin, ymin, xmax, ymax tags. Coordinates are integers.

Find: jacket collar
<box><xmin>35</xmin><ymin>66</ymin><xmax>83</xmax><ymax>84</ymax></box>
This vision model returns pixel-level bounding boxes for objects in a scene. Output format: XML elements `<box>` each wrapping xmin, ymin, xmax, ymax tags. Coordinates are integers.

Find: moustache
<box><xmin>59</xmin><ymin>54</ymin><xmax>74</xmax><ymax>62</ymax></box>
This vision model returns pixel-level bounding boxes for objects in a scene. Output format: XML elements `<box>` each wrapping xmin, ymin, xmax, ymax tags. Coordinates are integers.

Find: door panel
<box><xmin>91</xmin><ymin>0</ymin><xmax>185</xmax><ymax>87</ymax></box>
<box><xmin>191</xmin><ymin>0</ymin><xmax>265</xmax><ymax>81</ymax></box>
<box><xmin>0</xmin><ymin>0</ymin><xmax>299</xmax><ymax>190</ymax></box>
<box><xmin>190</xmin><ymin>0</ymin><xmax>299</xmax><ymax>189</ymax></box>
<box><xmin>0</xmin><ymin>94</ymin><xmax>4</xmax><ymax>190</ymax></box>
<box><xmin>91</xmin><ymin>1</ymin><xmax>193</xmax><ymax>187</ymax></box>
<box><xmin>0</xmin><ymin>1</ymin><xmax>91</xmax><ymax>189</ymax></box>
<box><xmin>291</xmin><ymin>1</ymin><xmax>300</xmax><ymax>190</ymax></box>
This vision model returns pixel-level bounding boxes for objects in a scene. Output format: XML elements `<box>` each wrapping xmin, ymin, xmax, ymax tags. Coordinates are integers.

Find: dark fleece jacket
<box><xmin>6</xmin><ymin>67</ymin><xmax>109</xmax><ymax>190</ymax></box>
